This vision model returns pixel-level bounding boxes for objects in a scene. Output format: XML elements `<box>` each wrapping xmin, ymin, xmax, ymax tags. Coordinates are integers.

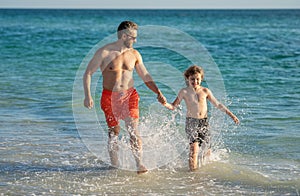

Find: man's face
<box><xmin>123</xmin><ymin>29</ymin><xmax>137</xmax><ymax>48</ymax></box>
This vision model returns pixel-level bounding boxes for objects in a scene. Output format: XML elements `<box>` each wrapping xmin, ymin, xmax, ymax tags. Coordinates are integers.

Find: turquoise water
<box><xmin>0</xmin><ymin>9</ymin><xmax>299</xmax><ymax>195</ymax></box>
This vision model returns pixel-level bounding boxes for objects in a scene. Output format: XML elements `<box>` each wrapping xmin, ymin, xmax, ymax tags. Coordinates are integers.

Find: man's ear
<box><xmin>121</xmin><ymin>33</ymin><xmax>127</xmax><ymax>40</ymax></box>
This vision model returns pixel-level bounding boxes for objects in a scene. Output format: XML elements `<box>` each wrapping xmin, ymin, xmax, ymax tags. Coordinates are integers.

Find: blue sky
<box><xmin>1</xmin><ymin>0</ymin><xmax>300</xmax><ymax>9</ymax></box>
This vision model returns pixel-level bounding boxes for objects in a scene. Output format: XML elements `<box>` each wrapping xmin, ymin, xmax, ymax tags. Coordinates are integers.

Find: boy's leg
<box><xmin>202</xmin><ymin>147</ymin><xmax>211</xmax><ymax>165</ymax></box>
<box><xmin>204</xmin><ymin>148</ymin><xmax>211</xmax><ymax>158</ymax></box>
<box><xmin>108</xmin><ymin>126</ymin><xmax>120</xmax><ymax>168</ymax></box>
<box><xmin>201</xmin><ymin>131</ymin><xmax>211</xmax><ymax>164</ymax></box>
<box><xmin>189</xmin><ymin>142</ymin><xmax>199</xmax><ymax>171</ymax></box>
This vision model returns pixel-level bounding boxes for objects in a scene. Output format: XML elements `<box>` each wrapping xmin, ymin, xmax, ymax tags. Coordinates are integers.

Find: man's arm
<box><xmin>83</xmin><ymin>49</ymin><xmax>102</xmax><ymax>109</ymax></box>
<box><xmin>134</xmin><ymin>51</ymin><xmax>166</xmax><ymax>104</ymax></box>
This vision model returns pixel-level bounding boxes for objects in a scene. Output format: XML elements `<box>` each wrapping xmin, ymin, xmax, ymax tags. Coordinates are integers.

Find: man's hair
<box><xmin>184</xmin><ymin>65</ymin><xmax>204</xmax><ymax>80</ymax></box>
<box><xmin>117</xmin><ymin>21</ymin><xmax>138</xmax><ymax>39</ymax></box>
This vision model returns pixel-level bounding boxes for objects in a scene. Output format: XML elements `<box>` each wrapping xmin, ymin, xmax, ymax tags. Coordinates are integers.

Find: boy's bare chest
<box><xmin>189</xmin><ymin>92</ymin><xmax>206</xmax><ymax>104</ymax></box>
<box><xmin>186</xmin><ymin>88</ymin><xmax>206</xmax><ymax>102</ymax></box>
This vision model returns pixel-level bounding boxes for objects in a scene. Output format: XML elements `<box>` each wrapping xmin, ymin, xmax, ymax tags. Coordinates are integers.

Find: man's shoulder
<box><xmin>95</xmin><ymin>43</ymin><xmax>118</xmax><ymax>57</ymax></box>
<box><xmin>125</xmin><ymin>48</ymin><xmax>141</xmax><ymax>61</ymax></box>
<box><xmin>94</xmin><ymin>45</ymin><xmax>107</xmax><ymax>55</ymax></box>
<box><xmin>127</xmin><ymin>48</ymin><xmax>140</xmax><ymax>56</ymax></box>
<box><xmin>100</xmin><ymin>43</ymin><xmax>115</xmax><ymax>52</ymax></box>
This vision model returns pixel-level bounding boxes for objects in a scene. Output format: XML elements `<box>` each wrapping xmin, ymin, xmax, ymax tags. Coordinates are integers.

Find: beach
<box><xmin>0</xmin><ymin>9</ymin><xmax>299</xmax><ymax>195</ymax></box>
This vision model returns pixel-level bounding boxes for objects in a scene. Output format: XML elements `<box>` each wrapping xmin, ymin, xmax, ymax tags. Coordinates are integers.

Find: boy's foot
<box><xmin>137</xmin><ymin>165</ymin><xmax>148</xmax><ymax>174</ymax></box>
<box><xmin>190</xmin><ymin>168</ymin><xmax>198</xmax><ymax>172</ymax></box>
<box><xmin>203</xmin><ymin>149</ymin><xmax>211</xmax><ymax>165</ymax></box>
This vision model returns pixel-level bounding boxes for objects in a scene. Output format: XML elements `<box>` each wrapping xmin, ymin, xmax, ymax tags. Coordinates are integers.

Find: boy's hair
<box><xmin>184</xmin><ymin>65</ymin><xmax>204</xmax><ymax>80</ymax></box>
<box><xmin>117</xmin><ymin>21</ymin><xmax>138</xmax><ymax>39</ymax></box>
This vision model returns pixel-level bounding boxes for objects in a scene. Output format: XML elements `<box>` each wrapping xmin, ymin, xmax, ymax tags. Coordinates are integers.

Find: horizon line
<box><xmin>1</xmin><ymin>7</ymin><xmax>300</xmax><ymax>10</ymax></box>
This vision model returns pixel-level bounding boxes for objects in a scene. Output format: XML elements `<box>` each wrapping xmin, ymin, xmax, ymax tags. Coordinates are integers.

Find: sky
<box><xmin>1</xmin><ymin>0</ymin><xmax>300</xmax><ymax>9</ymax></box>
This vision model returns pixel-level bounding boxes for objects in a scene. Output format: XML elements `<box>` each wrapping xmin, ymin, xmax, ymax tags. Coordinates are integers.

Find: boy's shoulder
<box><xmin>178</xmin><ymin>87</ymin><xmax>189</xmax><ymax>97</ymax></box>
<box><xmin>179</xmin><ymin>87</ymin><xmax>190</xmax><ymax>92</ymax></box>
<box><xmin>200</xmin><ymin>86</ymin><xmax>209</xmax><ymax>91</ymax></box>
<box><xmin>200</xmin><ymin>86</ymin><xmax>212</xmax><ymax>94</ymax></box>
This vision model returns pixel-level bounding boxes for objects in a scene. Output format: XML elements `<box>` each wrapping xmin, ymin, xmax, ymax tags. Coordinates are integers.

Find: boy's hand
<box><xmin>233</xmin><ymin>116</ymin><xmax>240</xmax><ymax>124</ymax></box>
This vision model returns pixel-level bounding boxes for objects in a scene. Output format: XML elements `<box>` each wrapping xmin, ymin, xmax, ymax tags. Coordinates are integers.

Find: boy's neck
<box><xmin>189</xmin><ymin>85</ymin><xmax>201</xmax><ymax>91</ymax></box>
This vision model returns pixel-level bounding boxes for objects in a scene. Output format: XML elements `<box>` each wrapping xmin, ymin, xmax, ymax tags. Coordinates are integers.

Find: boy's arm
<box><xmin>163</xmin><ymin>102</ymin><xmax>176</xmax><ymax>110</ymax></box>
<box><xmin>163</xmin><ymin>91</ymin><xmax>183</xmax><ymax>110</ymax></box>
<box><xmin>217</xmin><ymin>104</ymin><xmax>240</xmax><ymax>124</ymax></box>
<box><xmin>207</xmin><ymin>89</ymin><xmax>240</xmax><ymax>124</ymax></box>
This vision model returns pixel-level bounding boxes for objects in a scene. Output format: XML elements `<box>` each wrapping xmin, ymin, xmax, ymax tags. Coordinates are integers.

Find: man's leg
<box><xmin>125</xmin><ymin>117</ymin><xmax>147</xmax><ymax>174</ymax></box>
<box><xmin>108</xmin><ymin>125</ymin><xmax>120</xmax><ymax>168</ymax></box>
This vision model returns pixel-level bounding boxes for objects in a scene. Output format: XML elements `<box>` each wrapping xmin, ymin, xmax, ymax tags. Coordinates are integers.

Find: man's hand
<box><xmin>84</xmin><ymin>97</ymin><xmax>94</xmax><ymax>109</ymax></box>
<box><xmin>157</xmin><ymin>91</ymin><xmax>166</xmax><ymax>105</ymax></box>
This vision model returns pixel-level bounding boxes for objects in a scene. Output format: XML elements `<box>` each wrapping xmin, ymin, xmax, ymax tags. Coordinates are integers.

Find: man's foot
<box><xmin>107</xmin><ymin>165</ymin><xmax>118</xmax><ymax>170</ymax></box>
<box><xmin>137</xmin><ymin>165</ymin><xmax>148</xmax><ymax>174</ymax></box>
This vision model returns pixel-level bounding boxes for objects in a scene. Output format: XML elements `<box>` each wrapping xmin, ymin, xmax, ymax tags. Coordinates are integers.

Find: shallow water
<box><xmin>0</xmin><ymin>9</ymin><xmax>299</xmax><ymax>195</ymax></box>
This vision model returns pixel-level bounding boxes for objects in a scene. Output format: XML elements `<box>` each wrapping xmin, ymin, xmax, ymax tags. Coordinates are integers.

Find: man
<box><xmin>83</xmin><ymin>21</ymin><xmax>166</xmax><ymax>174</ymax></box>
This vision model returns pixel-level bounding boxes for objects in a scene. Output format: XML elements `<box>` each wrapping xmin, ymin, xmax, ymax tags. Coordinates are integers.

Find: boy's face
<box><xmin>188</xmin><ymin>73</ymin><xmax>202</xmax><ymax>88</ymax></box>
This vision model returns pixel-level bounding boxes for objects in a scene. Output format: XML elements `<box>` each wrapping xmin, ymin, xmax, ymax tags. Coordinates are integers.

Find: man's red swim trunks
<box><xmin>100</xmin><ymin>88</ymin><xmax>139</xmax><ymax>127</ymax></box>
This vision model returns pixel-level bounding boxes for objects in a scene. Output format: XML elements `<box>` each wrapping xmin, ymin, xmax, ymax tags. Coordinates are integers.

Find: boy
<box><xmin>161</xmin><ymin>65</ymin><xmax>239</xmax><ymax>171</ymax></box>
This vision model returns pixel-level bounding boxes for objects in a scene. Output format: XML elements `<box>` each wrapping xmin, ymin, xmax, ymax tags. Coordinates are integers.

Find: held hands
<box><xmin>157</xmin><ymin>90</ymin><xmax>175</xmax><ymax>110</ymax></box>
<box><xmin>157</xmin><ymin>91</ymin><xmax>166</xmax><ymax>105</ymax></box>
<box><xmin>84</xmin><ymin>97</ymin><xmax>94</xmax><ymax>109</ymax></box>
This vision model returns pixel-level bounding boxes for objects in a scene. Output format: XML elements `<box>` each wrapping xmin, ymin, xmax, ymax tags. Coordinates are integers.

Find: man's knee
<box><xmin>108</xmin><ymin>126</ymin><xmax>120</xmax><ymax>137</ymax></box>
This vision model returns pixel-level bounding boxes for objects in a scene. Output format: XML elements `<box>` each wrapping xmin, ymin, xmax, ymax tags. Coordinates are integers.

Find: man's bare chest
<box><xmin>103</xmin><ymin>52</ymin><xmax>136</xmax><ymax>71</ymax></box>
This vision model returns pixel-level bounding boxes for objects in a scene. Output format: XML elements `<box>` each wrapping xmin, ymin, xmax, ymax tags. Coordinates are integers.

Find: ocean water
<box><xmin>0</xmin><ymin>9</ymin><xmax>299</xmax><ymax>195</ymax></box>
